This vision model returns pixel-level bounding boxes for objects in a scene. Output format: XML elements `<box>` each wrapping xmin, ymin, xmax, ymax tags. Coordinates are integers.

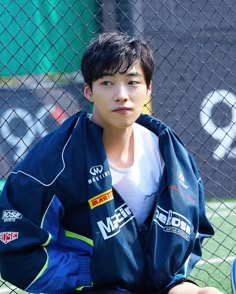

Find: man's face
<box><xmin>84</xmin><ymin>62</ymin><xmax>152</xmax><ymax>130</ymax></box>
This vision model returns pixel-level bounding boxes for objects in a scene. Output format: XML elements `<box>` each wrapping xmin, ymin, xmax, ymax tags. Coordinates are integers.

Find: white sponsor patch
<box><xmin>2</xmin><ymin>210</ymin><xmax>23</xmax><ymax>222</ymax></box>
<box><xmin>88</xmin><ymin>165</ymin><xmax>111</xmax><ymax>184</ymax></box>
<box><xmin>97</xmin><ymin>203</ymin><xmax>134</xmax><ymax>240</ymax></box>
<box><xmin>154</xmin><ymin>205</ymin><xmax>192</xmax><ymax>241</ymax></box>
<box><xmin>0</xmin><ymin>232</ymin><xmax>19</xmax><ymax>244</ymax></box>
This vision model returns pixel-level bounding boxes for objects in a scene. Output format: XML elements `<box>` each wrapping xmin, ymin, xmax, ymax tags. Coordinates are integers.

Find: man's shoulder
<box><xmin>13</xmin><ymin>111</ymin><xmax>88</xmax><ymax>176</ymax></box>
<box><xmin>136</xmin><ymin>114</ymin><xmax>170</xmax><ymax>137</ymax></box>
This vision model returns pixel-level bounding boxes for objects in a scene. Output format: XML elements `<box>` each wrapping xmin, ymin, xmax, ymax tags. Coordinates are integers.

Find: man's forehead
<box><xmin>102</xmin><ymin>62</ymin><xmax>143</xmax><ymax>76</ymax></box>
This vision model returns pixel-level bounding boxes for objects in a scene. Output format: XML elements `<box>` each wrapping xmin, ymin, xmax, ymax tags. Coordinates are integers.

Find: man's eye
<box><xmin>101</xmin><ymin>81</ymin><xmax>112</xmax><ymax>86</ymax></box>
<box><xmin>129</xmin><ymin>80</ymin><xmax>140</xmax><ymax>85</ymax></box>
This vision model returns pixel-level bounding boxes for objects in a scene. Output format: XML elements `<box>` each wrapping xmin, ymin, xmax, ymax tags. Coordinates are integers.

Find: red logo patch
<box><xmin>0</xmin><ymin>232</ymin><xmax>19</xmax><ymax>244</ymax></box>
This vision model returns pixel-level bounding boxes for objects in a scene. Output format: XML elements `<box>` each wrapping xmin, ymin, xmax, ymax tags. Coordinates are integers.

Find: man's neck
<box><xmin>102</xmin><ymin>126</ymin><xmax>134</xmax><ymax>169</ymax></box>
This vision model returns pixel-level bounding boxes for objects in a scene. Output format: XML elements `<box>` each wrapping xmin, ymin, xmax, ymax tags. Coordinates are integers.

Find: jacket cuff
<box><xmin>165</xmin><ymin>278</ymin><xmax>198</xmax><ymax>293</ymax></box>
<box><xmin>78</xmin><ymin>255</ymin><xmax>92</xmax><ymax>286</ymax></box>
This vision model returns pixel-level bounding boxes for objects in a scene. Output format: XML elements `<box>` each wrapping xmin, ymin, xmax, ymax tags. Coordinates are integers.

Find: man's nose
<box><xmin>115</xmin><ymin>84</ymin><xmax>129</xmax><ymax>102</ymax></box>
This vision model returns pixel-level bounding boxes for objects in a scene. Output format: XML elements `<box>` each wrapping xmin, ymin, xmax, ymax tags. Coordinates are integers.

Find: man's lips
<box><xmin>112</xmin><ymin>107</ymin><xmax>132</xmax><ymax>112</ymax></box>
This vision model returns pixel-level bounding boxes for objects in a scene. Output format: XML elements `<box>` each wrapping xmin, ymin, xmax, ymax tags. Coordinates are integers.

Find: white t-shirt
<box><xmin>109</xmin><ymin>123</ymin><xmax>164</xmax><ymax>226</ymax></box>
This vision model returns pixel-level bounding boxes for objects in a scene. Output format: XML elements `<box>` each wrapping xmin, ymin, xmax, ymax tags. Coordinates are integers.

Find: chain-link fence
<box><xmin>0</xmin><ymin>0</ymin><xmax>236</xmax><ymax>293</ymax></box>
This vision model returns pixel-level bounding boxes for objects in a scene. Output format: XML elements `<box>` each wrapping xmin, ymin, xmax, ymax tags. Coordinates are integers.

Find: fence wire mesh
<box><xmin>0</xmin><ymin>0</ymin><xmax>236</xmax><ymax>293</ymax></box>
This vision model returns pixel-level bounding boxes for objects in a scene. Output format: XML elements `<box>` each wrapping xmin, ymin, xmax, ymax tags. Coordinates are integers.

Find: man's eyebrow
<box><xmin>100</xmin><ymin>72</ymin><xmax>114</xmax><ymax>78</ymax></box>
<box><xmin>126</xmin><ymin>72</ymin><xmax>142</xmax><ymax>77</ymax></box>
<box><xmin>99</xmin><ymin>71</ymin><xmax>142</xmax><ymax>78</ymax></box>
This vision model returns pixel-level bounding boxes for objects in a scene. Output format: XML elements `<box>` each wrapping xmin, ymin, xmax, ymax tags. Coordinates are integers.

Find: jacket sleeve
<box><xmin>147</xmin><ymin>125</ymin><xmax>214</xmax><ymax>289</ymax></box>
<box><xmin>184</xmin><ymin>174</ymin><xmax>215</xmax><ymax>275</ymax></box>
<box><xmin>0</xmin><ymin>172</ymin><xmax>92</xmax><ymax>293</ymax></box>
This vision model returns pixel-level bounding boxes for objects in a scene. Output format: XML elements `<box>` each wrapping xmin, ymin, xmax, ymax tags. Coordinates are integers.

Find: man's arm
<box><xmin>169</xmin><ymin>282</ymin><xmax>223</xmax><ymax>294</ymax></box>
<box><xmin>0</xmin><ymin>173</ymin><xmax>92</xmax><ymax>293</ymax></box>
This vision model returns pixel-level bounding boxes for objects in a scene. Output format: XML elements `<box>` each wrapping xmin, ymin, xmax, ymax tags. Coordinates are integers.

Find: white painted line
<box><xmin>207</xmin><ymin>211</ymin><xmax>236</xmax><ymax>218</ymax></box>
<box><xmin>197</xmin><ymin>256</ymin><xmax>235</xmax><ymax>265</ymax></box>
<box><xmin>0</xmin><ymin>288</ymin><xmax>15</xmax><ymax>294</ymax></box>
<box><xmin>206</xmin><ymin>201</ymin><xmax>236</xmax><ymax>210</ymax></box>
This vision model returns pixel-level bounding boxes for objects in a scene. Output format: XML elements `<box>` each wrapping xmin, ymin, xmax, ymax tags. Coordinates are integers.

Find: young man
<box><xmin>0</xmin><ymin>31</ymin><xmax>223</xmax><ymax>294</ymax></box>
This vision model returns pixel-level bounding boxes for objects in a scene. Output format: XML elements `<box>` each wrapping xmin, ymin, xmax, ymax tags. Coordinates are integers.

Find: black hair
<box><xmin>81</xmin><ymin>31</ymin><xmax>154</xmax><ymax>89</ymax></box>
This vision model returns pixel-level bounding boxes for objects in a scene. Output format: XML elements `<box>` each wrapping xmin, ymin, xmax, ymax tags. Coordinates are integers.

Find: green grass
<box><xmin>190</xmin><ymin>199</ymin><xmax>236</xmax><ymax>293</ymax></box>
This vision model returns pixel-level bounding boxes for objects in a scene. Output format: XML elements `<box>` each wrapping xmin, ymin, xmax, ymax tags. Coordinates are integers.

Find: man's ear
<box><xmin>84</xmin><ymin>84</ymin><xmax>93</xmax><ymax>102</ymax></box>
<box><xmin>147</xmin><ymin>80</ymin><xmax>152</xmax><ymax>96</ymax></box>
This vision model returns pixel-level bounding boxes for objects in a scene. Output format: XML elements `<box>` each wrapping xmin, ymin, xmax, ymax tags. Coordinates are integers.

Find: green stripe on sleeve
<box><xmin>64</xmin><ymin>230</ymin><xmax>94</xmax><ymax>247</ymax></box>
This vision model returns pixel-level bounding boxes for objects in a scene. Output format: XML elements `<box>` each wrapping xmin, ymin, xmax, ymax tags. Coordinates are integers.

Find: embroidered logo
<box><xmin>88</xmin><ymin>165</ymin><xmax>111</xmax><ymax>184</ymax></box>
<box><xmin>177</xmin><ymin>170</ymin><xmax>189</xmax><ymax>189</ymax></box>
<box><xmin>0</xmin><ymin>232</ymin><xmax>19</xmax><ymax>244</ymax></box>
<box><xmin>89</xmin><ymin>165</ymin><xmax>103</xmax><ymax>176</ymax></box>
<box><xmin>154</xmin><ymin>206</ymin><xmax>192</xmax><ymax>241</ymax></box>
<box><xmin>89</xmin><ymin>189</ymin><xmax>113</xmax><ymax>209</ymax></box>
<box><xmin>2</xmin><ymin>210</ymin><xmax>23</xmax><ymax>222</ymax></box>
<box><xmin>97</xmin><ymin>203</ymin><xmax>134</xmax><ymax>240</ymax></box>
<box><xmin>169</xmin><ymin>185</ymin><xmax>195</xmax><ymax>203</ymax></box>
